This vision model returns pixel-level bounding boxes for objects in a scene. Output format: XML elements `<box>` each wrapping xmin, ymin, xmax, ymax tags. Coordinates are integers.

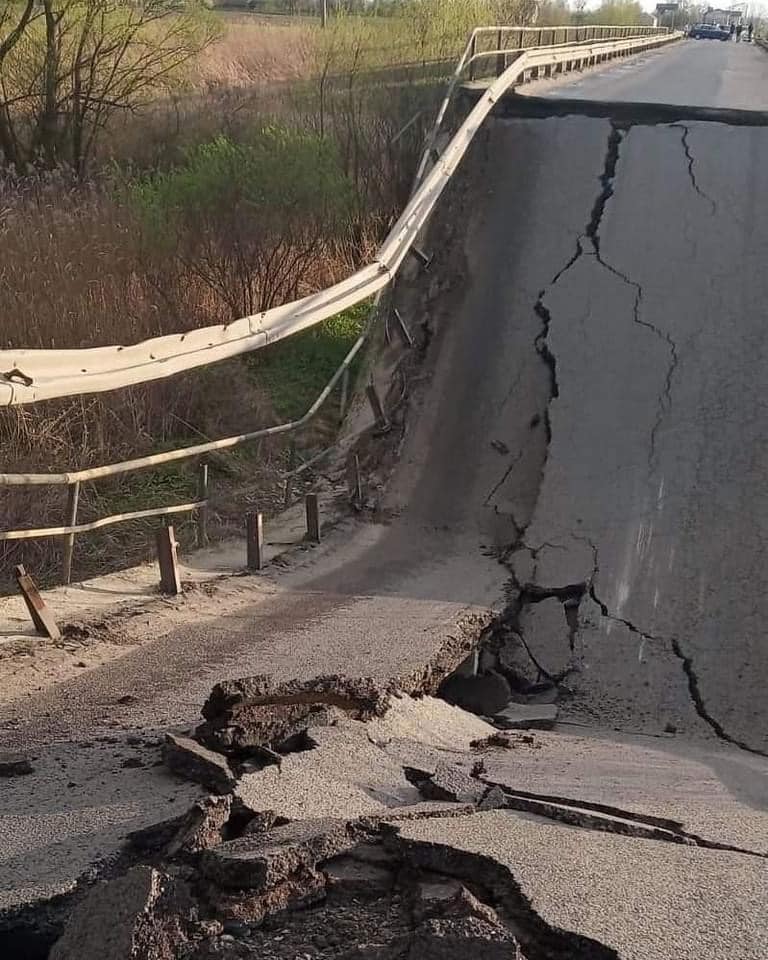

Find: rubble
<box><xmin>493</xmin><ymin>703</ymin><xmax>558</xmax><ymax>730</ymax></box>
<box><xmin>127</xmin><ymin>796</ymin><xmax>234</xmax><ymax>858</ymax></box>
<box><xmin>197</xmin><ymin>675</ymin><xmax>392</xmax><ymax>753</ymax></box>
<box><xmin>403</xmin><ymin>762</ymin><xmax>486</xmax><ymax>805</ymax></box>
<box><xmin>201</xmin><ymin>818</ymin><xmax>357</xmax><ymax>891</ymax></box>
<box><xmin>470</xmin><ymin>731</ymin><xmax>541</xmax><ymax>750</ymax></box>
<box><xmin>49</xmin><ymin>866</ymin><xmax>192</xmax><ymax>960</ymax></box>
<box><xmin>163</xmin><ymin>733</ymin><xmax>236</xmax><ymax>795</ymax></box>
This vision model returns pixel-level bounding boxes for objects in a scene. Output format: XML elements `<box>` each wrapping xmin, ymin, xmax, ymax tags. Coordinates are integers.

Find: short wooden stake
<box><xmin>156</xmin><ymin>523</ymin><xmax>181</xmax><ymax>595</ymax></box>
<box><xmin>305</xmin><ymin>494</ymin><xmax>321</xmax><ymax>544</ymax></box>
<box><xmin>393</xmin><ymin>308</ymin><xmax>414</xmax><ymax>347</ymax></box>
<box><xmin>196</xmin><ymin>460</ymin><xmax>209</xmax><ymax>549</ymax></box>
<box><xmin>366</xmin><ymin>382</ymin><xmax>391</xmax><ymax>432</ymax></box>
<box><xmin>246</xmin><ymin>512</ymin><xmax>264</xmax><ymax>570</ymax></box>
<box><xmin>15</xmin><ymin>564</ymin><xmax>60</xmax><ymax>640</ymax></box>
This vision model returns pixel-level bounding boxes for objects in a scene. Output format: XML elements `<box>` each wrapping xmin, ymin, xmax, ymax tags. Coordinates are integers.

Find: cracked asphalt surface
<box><xmin>4</xmin><ymin>44</ymin><xmax>768</xmax><ymax>958</ymax></box>
<box><xmin>522</xmin><ymin>36</ymin><xmax>768</xmax><ymax>111</ymax></box>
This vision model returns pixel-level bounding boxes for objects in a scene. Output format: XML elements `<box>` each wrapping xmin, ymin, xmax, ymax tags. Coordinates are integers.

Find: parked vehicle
<box><xmin>689</xmin><ymin>23</ymin><xmax>730</xmax><ymax>40</ymax></box>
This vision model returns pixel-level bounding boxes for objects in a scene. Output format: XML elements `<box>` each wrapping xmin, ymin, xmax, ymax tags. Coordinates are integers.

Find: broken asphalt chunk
<box><xmin>201</xmin><ymin>818</ymin><xmax>356</xmax><ymax>891</ymax></box>
<box><xmin>404</xmin><ymin>762</ymin><xmax>485</xmax><ymax>804</ymax></box>
<box><xmin>409</xmin><ymin>916</ymin><xmax>522</xmax><ymax>960</ymax></box>
<box><xmin>197</xmin><ymin>674</ymin><xmax>391</xmax><ymax>753</ymax></box>
<box><xmin>163</xmin><ymin>733</ymin><xmax>236</xmax><ymax>795</ymax></box>
<box><xmin>493</xmin><ymin>702</ymin><xmax>558</xmax><ymax>730</ymax></box>
<box><xmin>49</xmin><ymin>866</ymin><xmax>193</xmax><ymax>960</ymax></box>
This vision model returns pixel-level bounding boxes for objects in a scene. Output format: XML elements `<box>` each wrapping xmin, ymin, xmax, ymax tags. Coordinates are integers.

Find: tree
<box><xmin>0</xmin><ymin>0</ymin><xmax>217</xmax><ymax>175</ymax></box>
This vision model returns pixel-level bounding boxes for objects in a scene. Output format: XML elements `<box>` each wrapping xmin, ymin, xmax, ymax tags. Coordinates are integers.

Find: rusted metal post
<box><xmin>366</xmin><ymin>381</ymin><xmax>390</xmax><ymax>432</ymax></box>
<box><xmin>246</xmin><ymin>512</ymin><xmax>264</xmax><ymax>570</ymax></box>
<box><xmin>305</xmin><ymin>494</ymin><xmax>321</xmax><ymax>544</ymax></box>
<box><xmin>61</xmin><ymin>479</ymin><xmax>80</xmax><ymax>586</ymax></box>
<box><xmin>196</xmin><ymin>460</ymin><xmax>209</xmax><ymax>548</ymax></box>
<box><xmin>15</xmin><ymin>564</ymin><xmax>60</xmax><ymax>639</ymax></box>
<box><xmin>156</xmin><ymin>523</ymin><xmax>181</xmax><ymax>595</ymax></box>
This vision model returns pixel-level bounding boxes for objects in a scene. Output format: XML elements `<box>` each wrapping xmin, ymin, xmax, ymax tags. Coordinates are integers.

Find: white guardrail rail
<box><xmin>0</xmin><ymin>26</ymin><xmax>678</xmax><ymax>409</ymax></box>
<box><xmin>0</xmin><ymin>25</ymin><xmax>680</xmax><ymax>579</ymax></box>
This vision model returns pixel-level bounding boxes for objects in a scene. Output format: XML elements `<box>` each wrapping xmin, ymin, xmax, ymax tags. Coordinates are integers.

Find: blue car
<box><xmin>689</xmin><ymin>23</ymin><xmax>730</xmax><ymax>40</ymax></box>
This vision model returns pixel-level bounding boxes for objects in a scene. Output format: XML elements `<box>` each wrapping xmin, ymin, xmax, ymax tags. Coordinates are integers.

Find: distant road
<box><xmin>522</xmin><ymin>38</ymin><xmax>768</xmax><ymax>111</ymax></box>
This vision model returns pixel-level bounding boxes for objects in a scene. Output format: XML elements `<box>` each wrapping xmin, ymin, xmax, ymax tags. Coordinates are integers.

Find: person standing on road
<box><xmin>729</xmin><ymin>21</ymin><xmax>736</xmax><ymax>38</ymax></box>
<box><xmin>748</xmin><ymin>21</ymin><xmax>754</xmax><ymax>40</ymax></box>
<box><xmin>736</xmin><ymin>22</ymin><xmax>743</xmax><ymax>40</ymax></box>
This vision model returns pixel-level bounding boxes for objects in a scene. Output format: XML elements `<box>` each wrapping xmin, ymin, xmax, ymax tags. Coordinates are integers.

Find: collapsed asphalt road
<box><xmin>3</xmin><ymin>65</ymin><xmax>768</xmax><ymax>958</ymax></box>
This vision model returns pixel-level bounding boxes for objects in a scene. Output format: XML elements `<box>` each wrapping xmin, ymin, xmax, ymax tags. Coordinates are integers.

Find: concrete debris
<box><xmin>0</xmin><ymin>752</ymin><xmax>34</xmax><ymax>777</ymax></box>
<box><xmin>438</xmin><ymin>671</ymin><xmax>512</xmax><ymax>716</ymax></box>
<box><xmin>493</xmin><ymin>703</ymin><xmax>558</xmax><ymax>730</ymax></box>
<box><xmin>478</xmin><ymin>785</ymin><xmax>508</xmax><ymax>812</ymax></box>
<box><xmin>128</xmin><ymin>795</ymin><xmax>232</xmax><ymax>857</ymax></box>
<box><xmin>198</xmin><ymin>674</ymin><xmax>391</xmax><ymax>753</ymax></box>
<box><xmin>409</xmin><ymin>916</ymin><xmax>522</xmax><ymax>959</ymax></box>
<box><xmin>324</xmin><ymin>854</ymin><xmax>396</xmax><ymax>900</ymax></box>
<box><xmin>49</xmin><ymin>866</ymin><xmax>192</xmax><ymax>960</ymax></box>
<box><xmin>201</xmin><ymin>818</ymin><xmax>356</xmax><ymax>891</ymax></box>
<box><xmin>470</xmin><ymin>731</ymin><xmax>541</xmax><ymax>751</ymax></box>
<box><xmin>403</xmin><ymin>762</ymin><xmax>485</xmax><ymax>804</ymax></box>
<box><xmin>163</xmin><ymin>733</ymin><xmax>236</xmax><ymax>795</ymax></box>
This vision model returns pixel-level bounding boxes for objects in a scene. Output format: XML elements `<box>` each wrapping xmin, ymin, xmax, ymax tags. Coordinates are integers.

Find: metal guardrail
<box><xmin>1</xmin><ymin>26</ymin><xmax>680</xmax><ymax>581</ymax></box>
<box><xmin>0</xmin><ymin>24</ymin><xmax>672</xmax><ymax>409</ymax></box>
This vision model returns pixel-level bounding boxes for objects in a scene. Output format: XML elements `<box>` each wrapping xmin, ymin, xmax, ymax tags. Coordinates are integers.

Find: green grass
<box><xmin>250</xmin><ymin>301</ymin><xmax>369</xmax><ymax>422</ymax></box>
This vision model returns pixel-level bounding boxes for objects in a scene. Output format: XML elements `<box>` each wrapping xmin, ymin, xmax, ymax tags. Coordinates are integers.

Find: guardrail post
<box><xmin>305</xmin><ymin>494</ymin><xmax>321</xmax><ymax>544</ymax></box>
<box><xmin>61</xmin><ymin>479</ymin><xmax>80</xmax><ymax>586</ymax></box>
<box><xmin>284</xmin><ymin>442</ymin><xmax>296</xmax><ymax>509</ymax></box>
<box><xmin>496</xmin><ymin>29</ymin><xmax>504</xmax><ymax>76</ymax></box>
<box><xmin>196</xmin><ymin>460</ymin><xmax>209</xmax><ymax>548</ymax></box>
<box><xmin>410</xmin><ymin>245</ymin><xmax>432</xmax><ymax>271</ymax></box>
<box><xmin>468</xmin><ymin>33</ymin><xmax>477</xmax><ymax>81</ymax></box>
<box><xmin>352</xmin><ymin>453</ymin><xmax>363</xmax><ymax>510</ymax></box>
<box><xmin>157</xmin><ymin>522</ymin><xmax>181</xmax><ymax>595</ymax></box>
<box><xmin>246</xmin><ymin>511</ymin><xmax>264</xmax><ymax>570</ymax></box>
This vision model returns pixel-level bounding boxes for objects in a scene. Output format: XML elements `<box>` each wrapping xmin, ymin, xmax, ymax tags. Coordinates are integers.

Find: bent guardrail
<box><xmin>0</xmin><ymin>26</ymin><xmax>675</xmax><ymax>409</ymax></box>
<box><xmin>1</xmin><ymin>26</ymin><xmax>681</xmax><ymax>582</ymax></box>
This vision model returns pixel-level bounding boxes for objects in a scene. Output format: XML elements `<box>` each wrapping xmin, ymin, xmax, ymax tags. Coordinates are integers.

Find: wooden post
<box><xmin>366</xmin><ymin>381</ymin><xmax>390</xmax><ymax>432</ymax></box>
<box><xmin>196</xmin><ymin>460</ymin><xmax>209</xmax><ymax>549</ymax></box>
<box><xmin>305</xmin><ymin>494</ymin><xmax>321</xmax><ymax>544</ymax></box>
<box><xmin>496</xmin><ymin>29</ymin><xmax>504</xmax><ymax>76</ymax></box>
<box><xmin>15</xmin><ymin>565</ymin><xmax>60</xmax><ymax>640</ymax></box>
<box><xmin>156</xmin><ymin>523</ymin><xmax>181</xmax><ymax>595</ymax></box>
<box><xmin>61</xmin><ymin>480</ymin><xmax>80</xmax><ymax>586</ymax></box>
<box><xmin>246</xmin><ymin>512</ymin><xmax>264</xmax><ymax>570</ymax></box>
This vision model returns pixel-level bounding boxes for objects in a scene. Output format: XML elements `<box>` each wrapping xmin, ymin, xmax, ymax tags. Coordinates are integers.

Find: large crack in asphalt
<box><xmin>588</xmin><ymin>579</ymin><xmax>768</xmax><ymax>760</ymax></box>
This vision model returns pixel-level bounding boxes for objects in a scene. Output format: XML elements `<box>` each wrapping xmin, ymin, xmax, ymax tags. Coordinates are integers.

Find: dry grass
<box><xmin>192</xmin><ymin>15</ymin><xmax>316</xmax><ymax>88</ymax></box>
<box><xmin>0</xmin><ymin>11</ymin><xmax>447</xmax><ymax>588</ymax></box>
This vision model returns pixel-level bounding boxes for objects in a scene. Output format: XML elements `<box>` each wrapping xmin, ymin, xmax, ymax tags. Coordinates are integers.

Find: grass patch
<box><xmin>250</xmin><ymin>301</ymin><xmax>369</xmax><ymax>422</ymax></box>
